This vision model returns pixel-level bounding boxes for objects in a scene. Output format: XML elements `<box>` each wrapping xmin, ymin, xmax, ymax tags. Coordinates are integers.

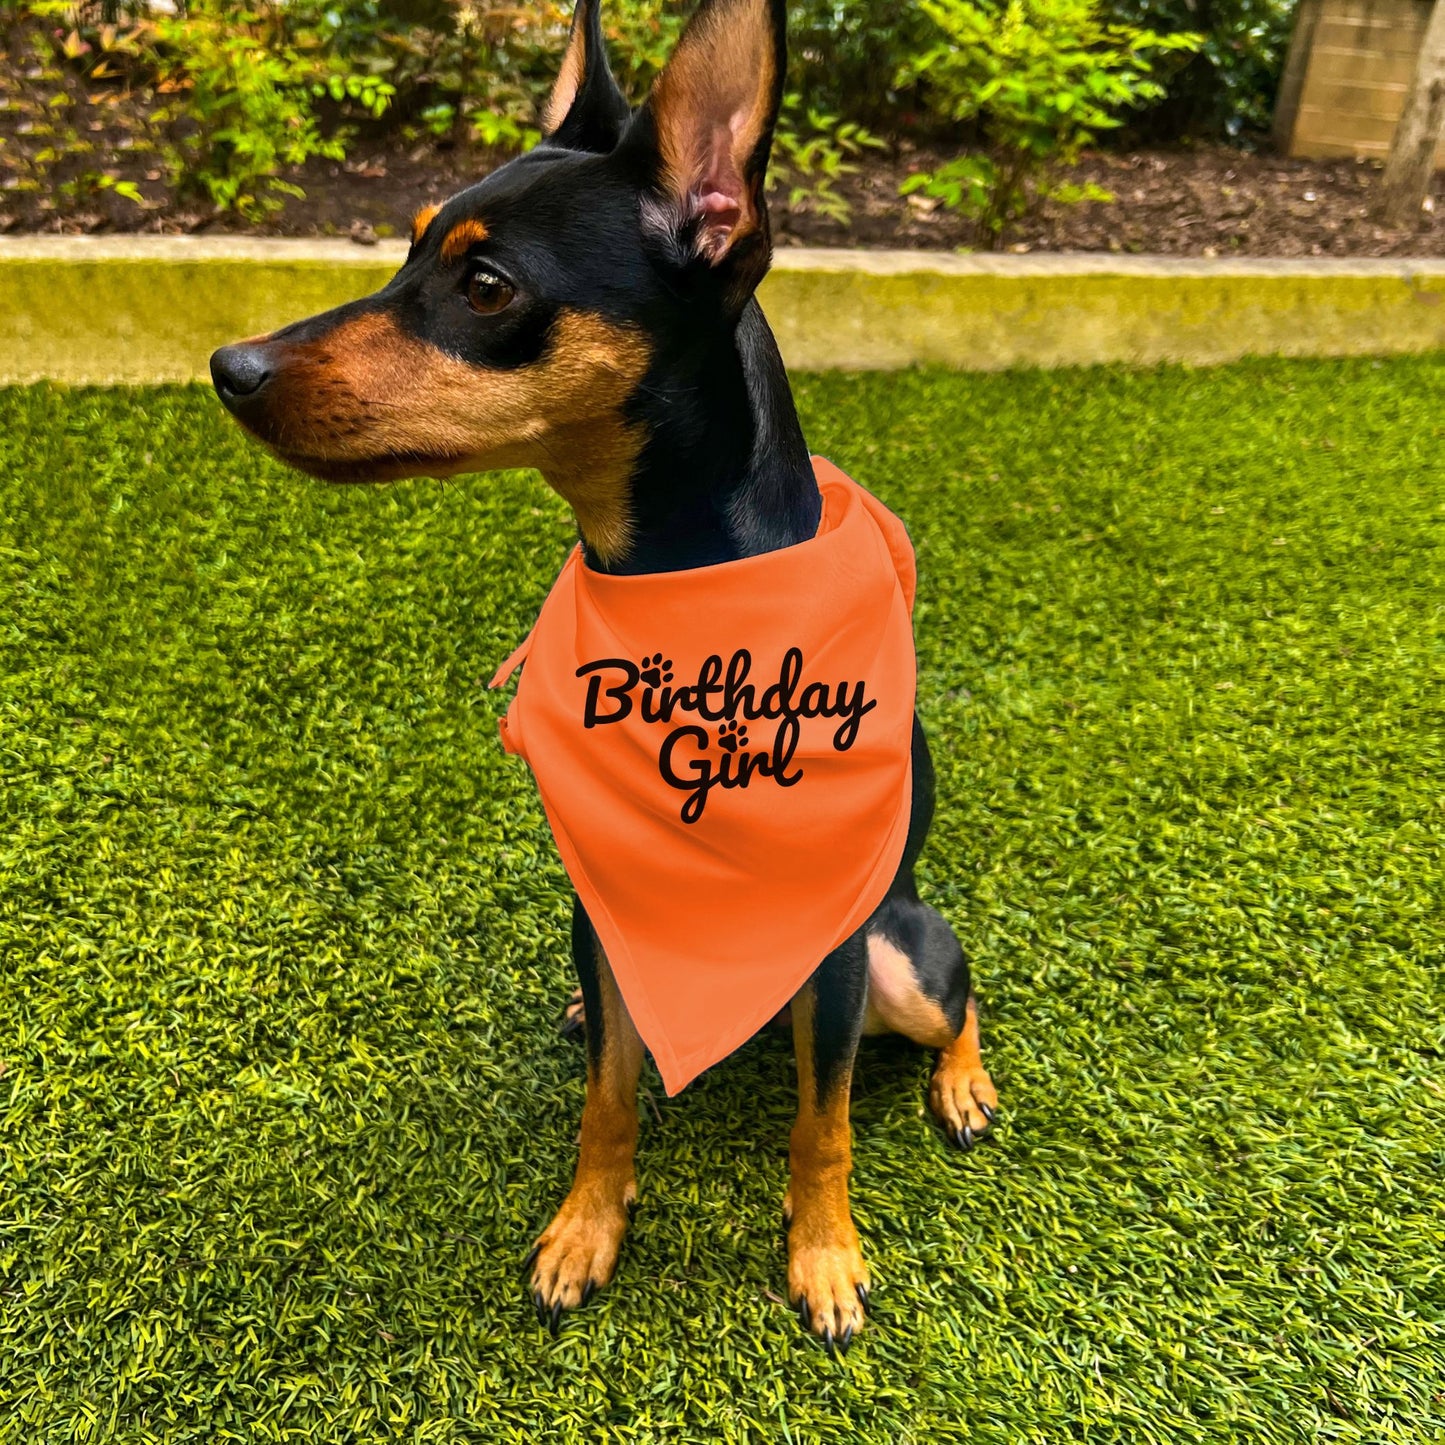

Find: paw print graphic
<box><xmin>639</xmin><ymin>652</ymin><xmax>673</xmax><ymax>688</ymax></box>
<box><xmin>717</xmin><ymin>719</ymin><xmax>749</xmax><ymax>752</ymax></box>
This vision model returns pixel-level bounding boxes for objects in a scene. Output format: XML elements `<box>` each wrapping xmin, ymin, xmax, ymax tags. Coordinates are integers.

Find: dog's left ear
<box><xmin>626</xmin><ymin>0</ymin><xmax>787</xmax><ymax>309</ymax></box>
<box><xmin>541</xmin><ymin>0</ymin><xmax>631</xmax><ymax>154</ymax></box>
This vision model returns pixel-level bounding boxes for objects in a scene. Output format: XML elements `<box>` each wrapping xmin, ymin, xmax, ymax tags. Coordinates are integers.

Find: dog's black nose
<box><xmin>210</xmin><ymin>343</ymin><xmax>272</xmax><ymax>408</ymax></box>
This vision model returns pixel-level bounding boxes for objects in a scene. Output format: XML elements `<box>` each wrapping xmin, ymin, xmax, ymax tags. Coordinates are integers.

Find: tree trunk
<box><xmin>1377</xmin><ymin>0</ymin><xmax>1445</xmax><ymax>228</ymax></box>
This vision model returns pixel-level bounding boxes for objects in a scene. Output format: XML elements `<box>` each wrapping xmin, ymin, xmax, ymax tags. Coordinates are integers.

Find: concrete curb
<box><xmin>4</xmin><ymin>237</ymin><xmax>1444</xmax><ymax>382</ymax></box>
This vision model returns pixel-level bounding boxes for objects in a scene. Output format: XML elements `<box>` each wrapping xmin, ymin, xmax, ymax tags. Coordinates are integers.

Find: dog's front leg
<box><xmin>784</xmin><ymin>929</ymin><xmax>870</xmax><ymax>1353</ymax></box>
<box><xmin>526</xmin><ymin>897</ymin><xmax>642</xmax><ymax>1333</ymax></box>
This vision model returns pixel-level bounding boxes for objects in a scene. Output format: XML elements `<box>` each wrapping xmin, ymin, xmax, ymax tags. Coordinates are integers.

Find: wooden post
<box><xmin>1377</xmin><ymin>0</ymin><xmax>1445</xmax><ymax>227</ymax></box>
<box><xmin>1272</xmin><ymin>0</ymin><xmax>1323</xmax><ymax>157</ymax></box>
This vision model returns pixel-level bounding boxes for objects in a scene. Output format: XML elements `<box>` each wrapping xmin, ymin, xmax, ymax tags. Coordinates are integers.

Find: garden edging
<box><xmin>4</xmin><ymin>236</ymin><xmax>1444</xmax><ymax>383</ymax></box>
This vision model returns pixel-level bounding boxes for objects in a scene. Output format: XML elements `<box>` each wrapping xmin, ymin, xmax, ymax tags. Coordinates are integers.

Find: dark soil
<box><xmin>826</xmin><ymin>145</ymin><xmax>1445</xmax><ymax>259</ymax></box>
<box><xmin>4</xmin><ymin>31</ymin><xmax>1442</xmax><ymax>257</ymax></box>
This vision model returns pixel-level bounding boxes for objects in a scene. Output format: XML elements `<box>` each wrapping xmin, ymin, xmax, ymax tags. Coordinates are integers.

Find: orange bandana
<box><xmin>491</xmin><ymin>458</ymin><xmax>917</xmax><ymax>1094</ymax></box>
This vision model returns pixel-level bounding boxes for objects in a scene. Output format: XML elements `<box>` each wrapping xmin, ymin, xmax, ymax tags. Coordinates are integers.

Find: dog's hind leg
<box><xmin>865</xmin><ymin>715</ymin><xmax>998</xmax><ymax>1149</ymax></box>
<box><xmin>784</xmin><ymin>929</ymin><xmax>871</xmax><ymax>1353</ymax></box>
<box><xmin>559</xmin><ymin>985</ymin><xmax>585</xmax><ymax>1039</ymax></box>
<box><xmin>526</xmin><ymin>896</ymin><xmax>643</xmax><ymax>1332</ymax></box>
<box><xmin>863</xmin><ymin>894</ymin><xmax>998</xmax><ymax>1150</ymax></box>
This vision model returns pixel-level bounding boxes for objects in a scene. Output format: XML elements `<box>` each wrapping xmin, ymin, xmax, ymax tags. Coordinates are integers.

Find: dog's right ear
<box><xmin>540</xmin><ymin>0</ymin><xmax>631</xmax><ymax>154</ymax></box>
<box><xmin>621</xmin><ymin>0</ymin><xmax>787</xmax><ymax>314</ymax></box>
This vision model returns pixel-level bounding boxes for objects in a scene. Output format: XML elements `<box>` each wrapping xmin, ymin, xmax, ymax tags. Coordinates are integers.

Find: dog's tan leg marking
<box><xmin>928</xmin><ymin>996</ymin><xmax>998</xmax><ymax>1145</ymax></box>
<box><xmin>528</xmin><ymin>946</ymin><xmax>643</xmax><ymax>1323</ymax></box>
<box><xmin>560</xmin><ymin>985</ymin><xmax>585</xmax><ymax>1038</ymax></box>
<box><xmin>783</xmin><ymin>981</ymin><xmax>869</xmax><ymax>1349</ymax></box>
<box><xmin>862</xmin><ymin>933</ymin><xmax>954</xmax><ymax>1043</ymax></box>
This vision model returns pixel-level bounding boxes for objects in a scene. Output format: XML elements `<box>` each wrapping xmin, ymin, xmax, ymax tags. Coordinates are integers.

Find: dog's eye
<box><xmin>466</xmin><ymin>270</ymin><xmax>515</xmax><ymax>316</ymax></box>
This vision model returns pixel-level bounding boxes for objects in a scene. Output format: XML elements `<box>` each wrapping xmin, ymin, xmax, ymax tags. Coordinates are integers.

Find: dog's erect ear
<box><xmin>541</xmin><ymin>0</ymin><xmax>631</xmax><ymax>154</ymax></box>
<box><xmin>628</xmin><ymin>0</ymin><xmax>786</xmax><ymax>304</ymax></box>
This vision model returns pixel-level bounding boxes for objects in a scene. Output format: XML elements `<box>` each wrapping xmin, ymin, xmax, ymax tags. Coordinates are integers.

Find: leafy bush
<box><xmin>899</xmin><ymin>0</ymin><xmax>1200</xmax><ymax>243</ymax></box>
<box><xmin>276</xmin><ymin>0</ymin><xmax>572</xmax><ymax>153</ymax></box>
<box><xmin>786</xmin><ymin>0</ymin><xmax>1291</xmax><ymax>145</ymax></box>
<box><xmin>1103</xmin><ymin>0</ymin><xmax>1297</xmax><ymax>139</ymax></box>
<box><xmin>11</xmin><ymin>0</ymin><xmax>1279</xmax><ymax>233</ymax></box>
<box><xmin>284</xmin><ymin>0</ymin><xmax>879</xmax><ymax>222</ymax></box>
<box><xmin>770</xmin><ymin>96</ymin><xmax>885</xmax><ymax>227</ymax></box>
<box><xmin>150</xmin><ymin>1</ymin><xmax>392</xmax><ymax>218</ymax></box>
<box><xmin>787</xmin><ymin>0</ymin><xmax>937</xmax><ymax>131</ymax></box>
<box><xmin>600</xmin><ymin>0</ymin><xmax>689</xmax><ymax>100</ymax></box>
<box><xmin>0</xmin><ymin>4</ymin><xmax>157</xmax><ymax>210</ymax></box>
<box><xmin>284</xmin><ymin>0</ymin><xmax>683</xmax><ymax>170</ymax></box>
<box><xmin>5</xmin><ymin>0</ymin><xmax>395</xmax><ymax>219</ymax></box>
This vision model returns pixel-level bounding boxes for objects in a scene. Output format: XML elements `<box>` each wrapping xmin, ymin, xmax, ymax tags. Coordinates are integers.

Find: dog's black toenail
<box><xmin>822</xmin><ymin>1326</ymin><xmax>836</xmax><ymax>1356</ymax></box>
<box><xmin>532</xmin><ymin>1291</ymin><xmax>546</xmax><ymax>1324</ymax></box>
<box><xmin>980</xmin><ymin>1101</ymin><xmax>996</xmax><ymax>1124</ymax></box>
<box><xmin>839</xmin><ymin>1324</ymin><xmax>854</xmax><ymax>1354</ymax></box>
<box><xmin>582</xmin><ymin>1279</ymin><xmax>595</xmax><ymax>1306</ymax></box>
<box><xmin>963</xmin><ymin>1124</ymin><xmax>975</xmax><ymax>1149</ymax></box>
<box><xmin>521</xmin><ymin>1244</ymin><xmax>540</xmax><ymax>1276</ymax></box>
<box><xmin>548</xmin><ymin>1300</ymin><xmax>562</xmax><ymax>1336</ymax></box>
<box><xmin>856</xmin><ymin>1283</ymin><xmax>869</xmax><ymax>1308</ymax></box>
<box><xmin>798</xmin><ymin>1297</ymin><xmax>811</xmax><ymax>1330</ymax></box>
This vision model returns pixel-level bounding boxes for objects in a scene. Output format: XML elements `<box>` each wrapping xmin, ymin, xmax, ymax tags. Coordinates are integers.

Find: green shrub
<box><xmin>787</xmin><ymin>0</ymin><xmax>1293</xmax><ymax>145</ymax></box>
<box><xmin>0</xmin><ymin>4</ymin><xmax>159</xmax><ymax>209</ymax></box>
<box><xmin>770</xmin><ymin>96</ymin><xmax>884</xmax><ymax>228</ymax></box>
<box><xmin>149</xmin><ymin>1</ymin><xmax>392</xmax><ymax>218</ymax></box>
<box><xmin>899</xmin><ymin>0</ymin><xmax>1199</xmax><ymax>244</ymax></box>
<box><xmin>303</xmin><ymin>0</ymin><xmax>873</xmax><ymax>223</ymax></box>
<box><xmin>1103</xmin><ymin>0</ymin><xmax>1296</xmax><ymax>139</ymax></box>
<box><xmin>787</xmin><ymin>0</ymin><xmax>936</xmax><ymax>131</ymax></box>
<box><xmin>15</xmin><ymin>0</ymin><xmax>1277</xmax><ymax>232</ymax></box>
<box><xmin>601</xmin><ymin>0</ymin><xmax>689</xmax><ymax>100</ymax></box>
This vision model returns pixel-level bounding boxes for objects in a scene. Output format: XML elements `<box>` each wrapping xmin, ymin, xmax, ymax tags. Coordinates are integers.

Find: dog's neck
<box><xmin>578</xmin><ymin>299</ymin><xmax>821</xmax><ymax>576</ymax></box>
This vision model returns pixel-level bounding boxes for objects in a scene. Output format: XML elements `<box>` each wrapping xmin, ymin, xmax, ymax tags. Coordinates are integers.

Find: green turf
<box><xmin>1</xmin><ymin>357</ymin><xmax>1443</xmax><ymax>1443</ymax></box>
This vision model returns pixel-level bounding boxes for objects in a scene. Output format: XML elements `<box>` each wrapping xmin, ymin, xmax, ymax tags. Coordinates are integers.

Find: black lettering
<box><xmin>577</xmin><ymin>659</ymin><xmax>638</xmax><ymax>727</ymax></box>
<box><xmin>658</xmin><ymin>725</ymin><xmax>714</xmax><ymax>823</ymax></box>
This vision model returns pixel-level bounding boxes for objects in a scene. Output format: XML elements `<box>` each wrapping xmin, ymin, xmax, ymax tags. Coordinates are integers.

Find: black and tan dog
<box><xmin>210</xmin><ymin>0</ymin><xmax>997</xmax><ymax>1353</ymax></box>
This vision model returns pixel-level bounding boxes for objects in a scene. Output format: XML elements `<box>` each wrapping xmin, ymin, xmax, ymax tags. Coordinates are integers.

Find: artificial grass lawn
<box><xmin>1</xmin><ymin>356</ymin><xmax>1443</xmax><ymax>1443</ymax></box>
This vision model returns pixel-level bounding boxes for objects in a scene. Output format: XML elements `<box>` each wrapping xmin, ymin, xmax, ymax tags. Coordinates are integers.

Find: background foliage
<box><xmin>6</xmin><ymin>0</ymin><xmax>1297</xmax><ymax>240</ymax></box>
<box><xmin>1105</xmin><ymin>0</ymin><xmax>1299</xmax><ymax>139</ymax></box>
<box><xmin>897</xmin><ymin>0</ymin><xmax>1199</xmax><ymax>238</ymax></box>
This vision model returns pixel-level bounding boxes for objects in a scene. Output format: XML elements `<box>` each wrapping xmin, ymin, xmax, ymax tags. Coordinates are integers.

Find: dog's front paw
<box><xmin>787</xmin><ymin>1239</ymin><xmax>868</xmax><ymax>1355</ymax></box>
<box><xmin>784</xmin><ymin>1200</ymin><xmax>868</xmax><ymax>1355</ymax></box>
<box><xmin>524</xmin><ymin>1181</ymin><xmax>634</xmax><ymax>1335</ymax></box>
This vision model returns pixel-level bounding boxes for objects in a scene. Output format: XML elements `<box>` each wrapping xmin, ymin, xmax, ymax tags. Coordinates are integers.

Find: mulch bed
<box><xmin>831</xmin><ymin>145</ymin><xmax>1445</xmax><ymax>259</ymax></box>
<box><xmin>7</xmin><ymin>130</ymin><xmax>1444</xmax><ymax>259</ymax></box>
<box><xmin>3</xmin><ymin>30</ymin><xmax>1442</xmax><ymax>257</ymax></box>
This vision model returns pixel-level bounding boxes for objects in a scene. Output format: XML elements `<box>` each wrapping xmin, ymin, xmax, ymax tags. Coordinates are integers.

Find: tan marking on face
<box><xmin>440</xmin><ymin>217</ymin><xmax>490</xmax><ymax>263</ymax></box>
<box><xmin>650</xmin><ymin>0</ymin><xmax>775</xmax><ymax>252</ymax></box>
<box><xmin>861</xmin><ymin>933</ymin><xmax>953</xmax><ymax>1045</ymax></box>
<box><xmin>410</xmin><ymin>204</ymin><xmax>442</xmax><ymax>246</ymax></box>
<box><xmin>252</xmin><ymin>308</ymin><xmax>650</xmax><ymax>564</ymax></box>
<box><xmin>542</xmin><ymin>8</ymin><xmax>589</xmax><ymax>135</ymax></box>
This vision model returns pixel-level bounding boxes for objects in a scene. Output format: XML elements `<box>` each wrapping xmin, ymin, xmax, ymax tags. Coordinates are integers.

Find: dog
<box><xmin>209</xmin><ymin>0</ymin><xmax>997</xmax><ymax>1354</ymax></box>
